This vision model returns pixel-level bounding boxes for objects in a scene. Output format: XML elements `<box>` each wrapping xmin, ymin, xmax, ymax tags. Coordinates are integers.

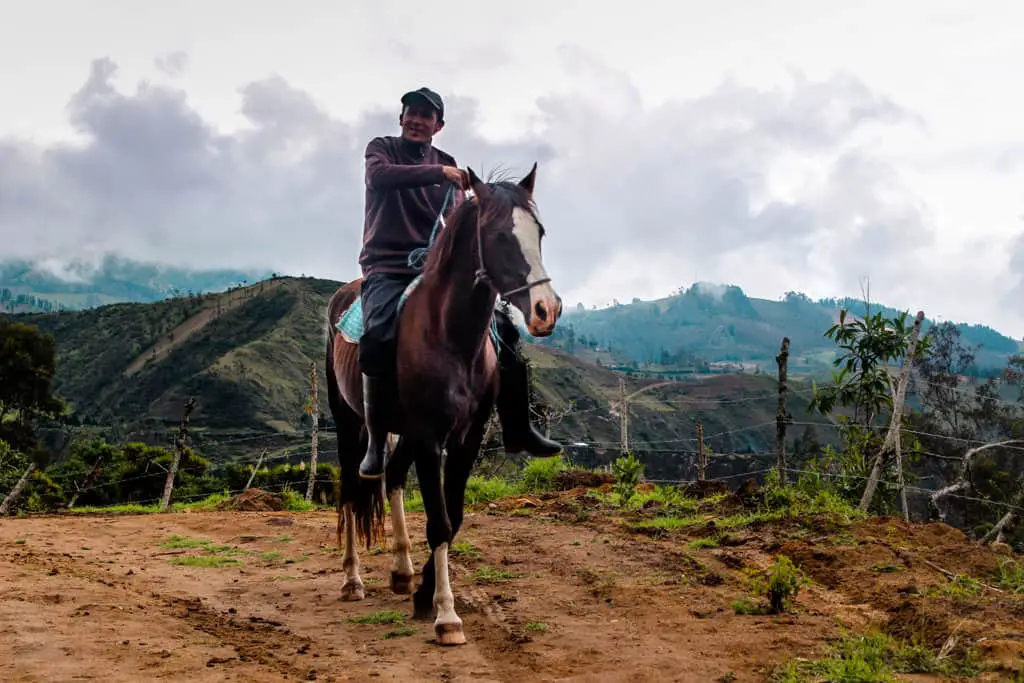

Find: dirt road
<box><xmin>1</xmin><ymin>498</ymin><xmax>1021</xmax><ymax>682</ymax></box>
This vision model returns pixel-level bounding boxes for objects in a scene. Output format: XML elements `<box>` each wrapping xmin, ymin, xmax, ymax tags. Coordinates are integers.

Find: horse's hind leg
<box><xmin>330</xmin><ymin>372</ymin><xmax>367</xmax><ymax>601</ymax></box>
<box><xmin>385</xmin><ymin>434</ymin><xmax>416</xmax><ymax>594</ymax></box>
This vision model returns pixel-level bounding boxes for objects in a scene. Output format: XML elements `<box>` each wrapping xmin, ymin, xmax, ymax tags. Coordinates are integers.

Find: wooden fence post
<box><xmin>775</xmin><ymin>337</ymin><xmax>791</xmax><ymax>485</ymax></box>
<box><xmin>697</xmin><ymin>423</ymin><xmax>705</xmax><ymax>481</ymax></box>
<box><xmin>306</xmin><ymin>363</ymin><xmax>320</xmax><ymax>502</ymax></box>
<box><xmin>160</xmin><ymin>397</ymin><xmax>196</xmax><ymax>513</ymax></box>
<box><xmin>859</xmin><ymin>311</ymin><xmax>924</xmax><ymax>513</ymax></box>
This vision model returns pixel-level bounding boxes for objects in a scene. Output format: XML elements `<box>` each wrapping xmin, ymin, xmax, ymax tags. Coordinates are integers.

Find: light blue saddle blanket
<box><xmin>336</xmin><ymin>274</ymin><xmax>501</xmax><ymax>350</ymax></box>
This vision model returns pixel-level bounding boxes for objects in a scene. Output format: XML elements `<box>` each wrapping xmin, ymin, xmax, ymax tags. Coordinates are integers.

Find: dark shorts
<box><xmin>358</xmin><ymin>271</ymin><xmax>417</xmax><ymax>377</ymax></box>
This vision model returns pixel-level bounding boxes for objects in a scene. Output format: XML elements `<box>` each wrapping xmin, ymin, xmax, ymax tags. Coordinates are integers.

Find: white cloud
<box><xmin>0</xmin><ymin>1</ymin><xmax>1023</xmax><ymax>339</ymax></box>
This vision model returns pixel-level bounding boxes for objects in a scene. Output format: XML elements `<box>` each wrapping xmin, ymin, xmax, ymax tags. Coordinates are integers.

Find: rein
<box><xmin>406</xmin><ymin>184</ymin><xmax>456</xmax><ymax>271</ymax></box>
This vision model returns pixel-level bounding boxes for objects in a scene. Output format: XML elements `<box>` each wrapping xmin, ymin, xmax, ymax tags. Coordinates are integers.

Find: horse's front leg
<box><xmin>340</xmin><ymin>501</ymin><xmax>365</xmax><ymax>601</ymax></box>
<box><xmin>385</xmin><ymin>435</ymin><xmax>416</xmax><ymax>595</ymax></box>
<box><xmin>411</xmin><ymin>439</ymin><xmax>465</xmax><ymax>645</ymax></box>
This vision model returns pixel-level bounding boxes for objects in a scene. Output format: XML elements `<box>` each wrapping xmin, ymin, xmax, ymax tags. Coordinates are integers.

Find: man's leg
<box><xmin>493</xmin><ymin>308</ymin><xmax>563</xmax><ymax>457</ymax></box>
<box><xmin>357</xmin><ymin>273</ymin><xmax>410</xmax><ymax>480</ymax></box>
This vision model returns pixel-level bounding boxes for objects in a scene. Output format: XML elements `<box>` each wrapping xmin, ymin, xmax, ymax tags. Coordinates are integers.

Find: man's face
<box><xmin>399</xmin><ymin>100</ymin><xmax>443</xmax><ymax>144</ymax></box>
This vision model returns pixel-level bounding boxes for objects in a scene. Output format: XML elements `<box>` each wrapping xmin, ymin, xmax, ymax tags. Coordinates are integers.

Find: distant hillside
<box><xmin>0</xmin><ymin>255</ymin><xmax>273</xmax><ymax>313</ymax></box>
<box><xmin>538</xmin><ymin>284</ymin><xmax>1021</xmax><ymax>377</ymax></box>
<box><xmin>3</xmin><ymin>277</ymin><xmax>830</xmax><ymax>478</ymax></box>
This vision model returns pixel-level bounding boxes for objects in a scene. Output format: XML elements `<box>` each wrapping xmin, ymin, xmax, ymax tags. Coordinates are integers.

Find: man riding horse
<box><xmin>355</xmin><ymin>86</ymin><xmax>563</xmax><ymax>479</ymax></box>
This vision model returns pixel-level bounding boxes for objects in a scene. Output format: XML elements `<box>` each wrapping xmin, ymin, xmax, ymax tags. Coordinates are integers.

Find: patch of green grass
<box><xmin>14</xmin><ymin>539</ymin><xmax>25</xmax><ymax>545</ymax></box>
<box><xmin>871</xmin><ymin>563</ymin><xmax>904</xmax><ymax>574</ymax></box>
<box><xmin>473</xmin><ymin>566</ymin><xmax>517</xmax><ymax>584</ymax></box>
<box><xmin>346</xmin><ymin>610</ymin><xmax>406</xmax><ymax>625</ymax></box>
<box><xmin>464</xmin><ymin>476</ymin><xmax>518</xmax><ymax>504</ymax></box>
<box><xmin>525</xmin><ymin>622</ymin><xmax>548</xmax><ymax>633</ymax></box>
<box><xmin>169</xmin><ymin>555</ymin><xmax>242</xmax><ymax>568</ymax></box>
<box><xmin>161</xmin><ymin>534</ymin><xmax>249</xmax><ymax>567</ymax></box>
<box><xmin>260</xmin><ymin>551</ymin><xmax>283</xmax><ymax>561</ymax></box>
<box><xmin>279</xmin><ymin>489</ymin><xmax>316</xmax><ymax>512</ymax></box>
<box><xmin>769</xmin><ymin>630</ymin><xmax>986</xmax><ymax>682</ymax></box>
<box><xmin>384</xmin><ymin>626</ymin><xmax>417</xmax><ymax>639</ymax></box>
<box><xmin>996</xmin><ymin>558</ymin><xmax>1024</xmax><ymax>594</ymax></box>
<box><xmin>450</xmin><ymin>541</ymin><xmax>483</xmax><ymax>561</ymax></box>
<box><xmin>520</xmin><ymin>455</ymin><xmax>567</xmax><ymax>492</ymax></box>
<box><xmin>923</xmin><ymin>573</ymin><xmax>983</xmax><ymax>599</ymax></box>
<box><xmin>68</xmin><ymin>503</ymin><xmax>159</xmax><ymax>515</ymax></box>
<box><xmin>174</xmin><ymin>492</ymin><xmax>233</xmax><ymax>511</ymax></box>
<box><xmin>632</xmin><ymin>485</ymin><xmax>862</xmax><ymax>536</ymax></box>
<box><xmin>160</xmin><ymin>534</ymin><xmax>214</xmax><ymax>549</ymax></box>
<box><xmin>689</xmin><ymin>537</ymin><xmax>720</xmax><ymax>550</ymax></box>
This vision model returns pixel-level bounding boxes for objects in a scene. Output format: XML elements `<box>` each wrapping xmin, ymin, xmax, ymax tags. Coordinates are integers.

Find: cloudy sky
<box><xmin>2</xmin><ymin>0</ymin><xmax>1023</xmax><ymax>337</ymax></box>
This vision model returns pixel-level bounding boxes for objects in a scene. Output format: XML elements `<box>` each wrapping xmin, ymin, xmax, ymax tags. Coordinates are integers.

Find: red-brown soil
<box><xmin>2</xmin><ymin>490</ymin><xmax>1023</xmax><ymax>682</ymax></box>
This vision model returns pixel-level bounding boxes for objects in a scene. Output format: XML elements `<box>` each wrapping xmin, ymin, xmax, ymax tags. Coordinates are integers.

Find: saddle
<box><xmin>335</xmin><ymin>274</ymin><xmax>501</xmax><ymax>350</ymax></box>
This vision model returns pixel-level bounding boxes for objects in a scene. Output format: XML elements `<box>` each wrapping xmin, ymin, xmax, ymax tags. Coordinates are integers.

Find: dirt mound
<box><xmin>681</xmin><ymin>480</ymin><xmax>730</xmax><ymax>499</ymax></box>
<box><xmin>553</xmin><ymin>469</ymin><xmax>615</xmax><ymax>490</ymax></box>
<box><xmin>216</xmin><ymin>489</ymin><xmax>286</xmax><ymax>512</ymax></box>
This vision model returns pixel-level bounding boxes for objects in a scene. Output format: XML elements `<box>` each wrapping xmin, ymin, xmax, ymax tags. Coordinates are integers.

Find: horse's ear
<box><xmin>467</xmin><ymin>166</ymin><xmax>490</xmax><ymax>200</ymax></box>
<box><xmin>518</xmin><ymin>162</ymin><xmax>538</xmax><ymax>197</ymax></box>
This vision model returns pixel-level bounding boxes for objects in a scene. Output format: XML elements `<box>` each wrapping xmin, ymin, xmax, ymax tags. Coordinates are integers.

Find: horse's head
<box><xmin>466</xmin><ymin>164</ymin><xmax>562</xmax><ymax>338</ymax></box>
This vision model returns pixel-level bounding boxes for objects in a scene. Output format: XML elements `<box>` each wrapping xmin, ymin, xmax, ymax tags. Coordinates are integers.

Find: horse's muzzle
<box><xmin>527</xmin><ymin>288</ymin><xmax>562</xmax><ymax>337</ymax></box>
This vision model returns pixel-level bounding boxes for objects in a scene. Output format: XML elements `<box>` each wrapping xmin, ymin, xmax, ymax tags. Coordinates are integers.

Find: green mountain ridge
<box><xmin>538</xmin><ymin>284</ymin><xmax>1021</xmax><ymax>376</ymax></box>
<box><xmin>6</xmin><ymin>256</ymin><xmax>1020</xmax><ymax>375</ymax></box>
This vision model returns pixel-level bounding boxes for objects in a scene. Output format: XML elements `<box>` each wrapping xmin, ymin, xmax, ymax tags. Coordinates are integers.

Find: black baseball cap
<box><xmin>400</xmin><ymin>87</ymin><xmax>444</xmax><ymax>121</ymax></box>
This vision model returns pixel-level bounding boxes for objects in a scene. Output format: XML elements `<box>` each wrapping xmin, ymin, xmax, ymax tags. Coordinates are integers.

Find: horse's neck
<box><xmin>422</xmin><ymin>222</ymin><xmax>496</xmax><ymax>359</ymax></box>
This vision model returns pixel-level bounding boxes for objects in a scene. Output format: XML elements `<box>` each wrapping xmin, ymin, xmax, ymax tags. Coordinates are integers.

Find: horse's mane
<box><xmin>421</xmin><ymin>177</ymin><xmax>533</xmax><ymax>281</ymax></box>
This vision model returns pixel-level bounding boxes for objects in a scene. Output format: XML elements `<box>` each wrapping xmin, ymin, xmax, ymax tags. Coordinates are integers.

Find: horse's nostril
<box><xmin>535</xmin><ymin>301</ymin><xmax>548</xmax><ymax>322</ymax></box>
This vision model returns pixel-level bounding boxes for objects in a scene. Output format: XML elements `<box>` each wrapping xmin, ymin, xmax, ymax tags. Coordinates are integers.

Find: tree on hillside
<box><xmin>803</xmin><ymin>304</ymin><xmax>927</xmax><ymax>512</ymax></box>
<box><xmin>0</xmin><ymin>320</ymin><xmax>64</xmax><ymax>447</ymax></box>
<box><xmin>808</xmin><ymin>307</ymin><xmax>925</xmax><ymax>428</ymax></box>
<box><xmin>913</xmin><ymin>321</ymin><xmax>978</xmax><ymax>438</ymax></box>
<box><xmin>0</xmin><ymin>320</ymin><xmax>65</xmax><ymax>514</ymax></box>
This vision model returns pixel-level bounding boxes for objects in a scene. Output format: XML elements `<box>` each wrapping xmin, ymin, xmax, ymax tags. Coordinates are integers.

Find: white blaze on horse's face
<box><xmin>511</xmin><ymin>206</ymin><xmax>561</xmax><ymax>337</ymax></box>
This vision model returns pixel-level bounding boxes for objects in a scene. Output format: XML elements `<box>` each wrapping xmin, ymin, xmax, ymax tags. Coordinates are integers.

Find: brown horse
<box><xmin>325</xmin><ymin>163</ymin><xmax>562</xmax><ymax>645</ymax></box>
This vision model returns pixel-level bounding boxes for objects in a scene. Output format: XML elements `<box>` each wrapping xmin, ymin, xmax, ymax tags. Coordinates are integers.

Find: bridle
<box><xmin>471</xmin><ymin>187</ymin><xmax>552</xmax><ymax>301</ymax></box>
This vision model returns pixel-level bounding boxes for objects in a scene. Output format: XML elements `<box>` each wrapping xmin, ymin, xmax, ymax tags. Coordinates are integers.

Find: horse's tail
<box><xmin>353</xmin><ymin>473</ymin><xmax>386</xmax><ymax>550</ymax></box>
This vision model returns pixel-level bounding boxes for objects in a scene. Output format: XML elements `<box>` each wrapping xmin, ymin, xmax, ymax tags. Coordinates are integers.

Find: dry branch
<box><xmin>929</xmin><ymin>440</ymin><xmax>1024</xmax><ymax>524</ymax></box>
<box><xmin>0</xmin><ymin>462</ymin><xmax>37</xmax><ymax>515</ymax></box>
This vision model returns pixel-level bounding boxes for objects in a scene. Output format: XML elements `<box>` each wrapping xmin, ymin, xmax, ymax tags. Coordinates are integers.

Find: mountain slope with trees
<box><xmin>540</xmin><ymin>284</ymin><xmax>1021</xmax><ymax>377</ymax></box>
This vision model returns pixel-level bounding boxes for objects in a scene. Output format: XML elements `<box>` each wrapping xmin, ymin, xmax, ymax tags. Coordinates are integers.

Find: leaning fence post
<box><xmin>160</xmin><ymin>397</ymin><xmax>196</xmax><ymax>513</ymax></box>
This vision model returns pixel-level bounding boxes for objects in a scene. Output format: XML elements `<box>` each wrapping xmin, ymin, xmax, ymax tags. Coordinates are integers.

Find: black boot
<box><xmin>494</xmin><ymin>315</ymin><xmax>563</xmax><ymax>457</ymax></box>
<box><xmin>359</xmin><ymin>373</ymin><xmax>388</xmax><ymax>480</ymax></box>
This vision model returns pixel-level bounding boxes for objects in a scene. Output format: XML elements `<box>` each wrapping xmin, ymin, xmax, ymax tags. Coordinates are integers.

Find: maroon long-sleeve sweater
<box><xmin>358</xmin><ymin>135</ymin><xmax>464</xmax><ymax>277</ymax></box>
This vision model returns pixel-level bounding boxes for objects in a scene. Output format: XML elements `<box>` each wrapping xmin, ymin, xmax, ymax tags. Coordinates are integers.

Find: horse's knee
<box><xmin>426</xmin><ymin>519</ymin><xmax>452</xmax><ymax>549</ymax></box>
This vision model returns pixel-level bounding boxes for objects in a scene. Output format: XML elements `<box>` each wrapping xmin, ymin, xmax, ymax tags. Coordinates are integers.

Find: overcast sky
<box><xmin>1</xmin><ymin>0</ymin><xmax>1023</xmax><ymax>338</ymax></box>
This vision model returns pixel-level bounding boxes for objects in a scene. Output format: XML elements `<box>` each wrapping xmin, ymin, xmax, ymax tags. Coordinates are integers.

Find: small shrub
<box><xmin>612</xmin><ymin>452</ymin><xmax>644</xmax><ymax>505</ymax></box>
<box><xmin>738</xmin><ymin>555</ymin><xmax>807</xmax><ymax>615</ymax></box>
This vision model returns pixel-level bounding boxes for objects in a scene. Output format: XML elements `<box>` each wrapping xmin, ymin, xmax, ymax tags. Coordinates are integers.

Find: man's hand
<box><xmin>442</xmin><ymin>166</ymin><xmax>470</xmax><ymax>190</ymax></box>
